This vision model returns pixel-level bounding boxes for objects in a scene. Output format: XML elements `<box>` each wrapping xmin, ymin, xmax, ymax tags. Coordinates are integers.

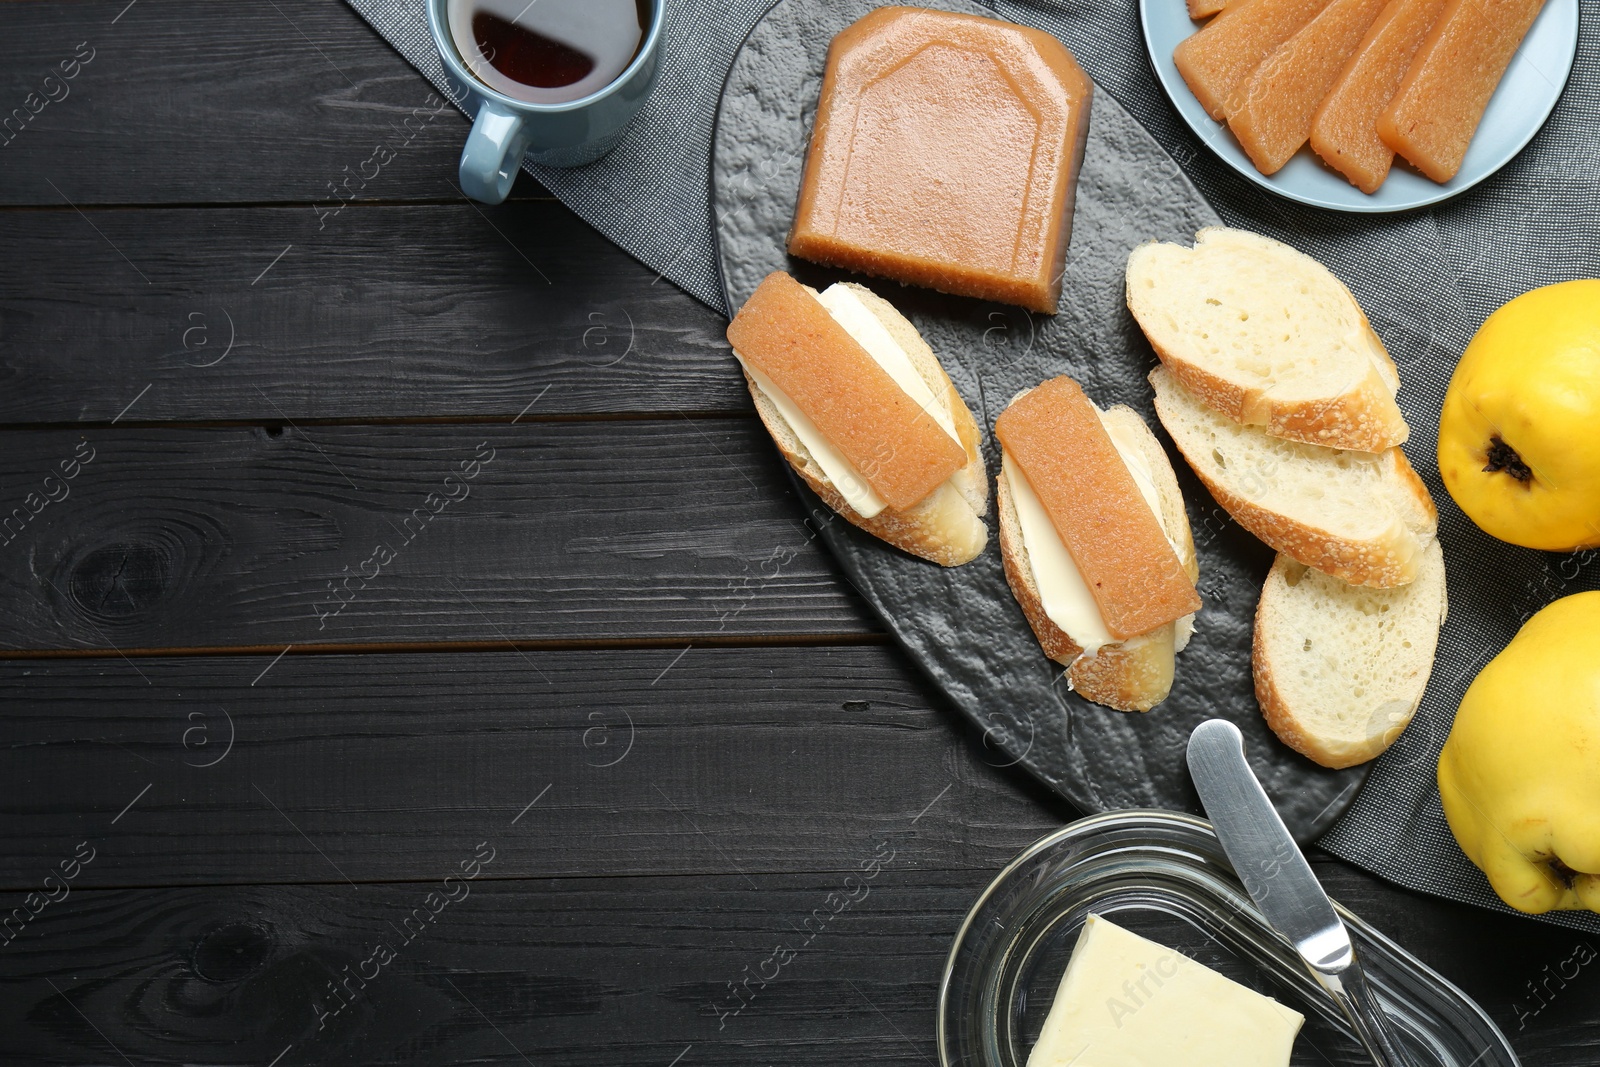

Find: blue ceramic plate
<box><xmin>1140</xmin><ymin>0</ymin><xmax>1580</xmax><ymax>211</ymax></box>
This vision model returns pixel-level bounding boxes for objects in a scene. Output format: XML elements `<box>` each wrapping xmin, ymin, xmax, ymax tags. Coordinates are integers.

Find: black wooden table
<box><xmin>0</xmin><ymin>3</ymin><xmax>1594</xmax><ymax>1064</ymax></box>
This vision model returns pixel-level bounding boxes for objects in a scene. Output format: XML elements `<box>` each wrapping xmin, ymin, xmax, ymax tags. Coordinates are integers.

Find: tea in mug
<box><xmin>448</xmin><ymin>0</ymin><xmax>653</xmax><ymax>105</ymax></box>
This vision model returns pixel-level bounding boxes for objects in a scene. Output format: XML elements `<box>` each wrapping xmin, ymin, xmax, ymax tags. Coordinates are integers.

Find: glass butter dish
<box><xmin>939</xmin><ymin>811</ymin><xmax>1518</xmax><ymax>1067</ymax></box>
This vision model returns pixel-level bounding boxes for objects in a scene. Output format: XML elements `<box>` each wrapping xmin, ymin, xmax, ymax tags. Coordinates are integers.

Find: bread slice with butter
<box><xmin>726</xmin><ymin>274</ymin><xmax>987</xmax><ymax>566</ymax></box>
<box><xmin>1127</xmin><ymin>227</ymin><xmax>1409</xmax><ymax>452</ymax></box>
<box><xmin>996</xmin><ymin>384</ymin><xmax>1200</xmax><ymax>712</ymax></box>
<box><xmin>1254</xmin><ymin>539</ymin><xmax>1447</xmax><ymax>768</ymax></box>
<box><xmin>1151</xmin><ymin>366</ymin><xmax>1435</xmax><ymax>588</ymax></box>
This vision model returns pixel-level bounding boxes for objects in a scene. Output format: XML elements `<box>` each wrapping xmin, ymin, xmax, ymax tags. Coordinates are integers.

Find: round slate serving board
<box><xmin>711</xmin><ymin>0</ymin><xmax>1369</xmax><ymax>840</ymax></box>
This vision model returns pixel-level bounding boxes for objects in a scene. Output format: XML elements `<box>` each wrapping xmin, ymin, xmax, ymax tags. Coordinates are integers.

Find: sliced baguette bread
<box><xmin>1127</xmin><ymin>228</ymin><xmax>1408</xmax><ymax>452</ymax></box>
<box><xmin>741</xmin><ymin>282</ymin><xmax>988</xmax><ymax>566</ymax></box>
<box><xmin>1254</xmin><ymin>539</ymin><xmax>1447</xmax><ymax>768</ymax></box>
<box><xmin>998</xmin><ymin>403</ymin><xmax>1199</xmax><ymax>712</ymax></box>
<box><xmin>1151</xmin><ymin>365</ymin><xmax>1435</xmax><ymax>587</ymax></box>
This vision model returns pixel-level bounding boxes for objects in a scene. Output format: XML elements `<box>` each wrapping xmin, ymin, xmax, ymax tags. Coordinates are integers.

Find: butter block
<box><xmin>1027</xmin><ymin>915</ymin><xmax>1303</xmax><ymax>1067</ymax></box>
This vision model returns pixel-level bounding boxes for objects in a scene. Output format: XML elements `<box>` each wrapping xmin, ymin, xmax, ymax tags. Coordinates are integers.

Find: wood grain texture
<box><xmin>0</xmin><ymin>873</ymin><xmax>983</xmax><ymax>1066</ymax></box>
<box><xmin>5</xmin><ymin>648</ymin><xmax>1589</xmax><ymax>1062</ymax></box>
<box><xmin>0</xmin><ymin>868</ymin><xmax>1590</xmax><ymax>1066</ymax></box>
<box><xmin>0</xmin><ymin>648</ymin><xmax>1062</xmax><ymax>888</ymax></box>
<box><xmin>0</xmin><ymin>0</ymin><xmax>503</xmax><ymax>207</ymax></box>
<box><xmin>1</xmin><ymin>1</ymin><xmax>1594</xmax><ymax>1063</ymax></box>
<box><xmin>0</xmin><ymin>422</ymin><xmax>879</xmax><ymax>651</ymax></box>
<box><xmin>0</xmin><ymin>203</ymin><xmax>739</xmax><ymax>423</ymax></box>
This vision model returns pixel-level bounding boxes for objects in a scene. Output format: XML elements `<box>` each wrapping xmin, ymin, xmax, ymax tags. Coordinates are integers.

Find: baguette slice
<box><xmin>740</xmin><ymin>282</ymin><xmax>988</xmax><ymax>566</ymax></box>
<box><xmin>1127</xmin><ymin>228</ymin><xmax>1408</xmax><ymax>451</ymax></box>
<box><xmin>1151</xmin><ymin>366</ymin><xmax>1436</xmax><ymax>587</ymax></box>
<box><xmin>998</xmin><ymin>404</ymin><xmax>1199</xmax><ymax>712</ymax></box>
<box><xmin>1254</xmin><ymin>540</ymin><xmax>1447</xmax><ymax>767</ymax></box>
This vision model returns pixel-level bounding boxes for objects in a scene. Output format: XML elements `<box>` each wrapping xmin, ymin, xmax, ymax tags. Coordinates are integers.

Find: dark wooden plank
<box><xmin>0</xmin><ymin>0</ymin><xmax>508</xmax><ymax>207</ymax></box>
<box><xmin>0</xmin><ymin>873</ymin><xmax>979</xmax><ymax>1067</ymax></box>
<box><xmin>0</xmin><ymin>647</ymin><xmax>1061</xmax><ymax>886</ymax></box>
<box><xmin>0</xmin><ymin>422</ymin><xmax>879</xmax><ymax>651</ymax></box>
<box><xmin>0</xmin><ymin>871</ymin><xmax>1591</xmax><ymax>1065</ymax></box>
<box><xmin>0</xmin><ymin>203</ymin><xmax>738</xmax><ymax>424</ymax></box>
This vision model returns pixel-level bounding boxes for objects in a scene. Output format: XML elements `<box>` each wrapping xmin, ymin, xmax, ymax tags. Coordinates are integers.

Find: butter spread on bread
<box><xmin>996</xmin><ymin>379</ymin><xmax>1200</xmax><ymax>711</ymax></box>
<box><xmin>996</xmin><ymin>377</ymin><xmax>1200</xmax><ymax>641</ymax></box>
<box><xmin>727</xmin><ymin>271</ymin><xmax>966</xmax><ymax>512</ymax></box>
<box><xmin>726</xmin><ymin>272</ymin><xmax>988</xmax><ymax>566</ymax></box>
<box><xmin>1002</xmin><ymin>418</ymin><xmax>1192</xmax><ymax>656</ymax></box>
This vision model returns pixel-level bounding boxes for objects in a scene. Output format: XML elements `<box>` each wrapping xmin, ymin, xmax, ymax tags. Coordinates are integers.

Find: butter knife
<box><xmin>1187</xmin><ymin>718</ymin><xmax>1415</xmax><ymax>1067</ymax></box>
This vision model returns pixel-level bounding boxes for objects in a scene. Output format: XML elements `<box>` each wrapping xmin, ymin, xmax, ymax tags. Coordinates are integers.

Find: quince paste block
<box><xmin>1227</xmin><ymin>0</ymin><xmax>1391</xmax><ymax>175</ymax></box>
<box><xmin>1173</xmin><ymin>0</ymin><xmax>1335</xmax><ymax>120</ymax></box>
<box><xmin>726</xmin><ymin>271</ymin><xmax>965</xmax><ymax>510</ymax></box>
<box><xmin>1308</xmin><ymin>0</ymin><xmax>1450</xmax><ymax>193</ymax></box>
<box><xmin>1376</xmin><ymin>0</ymin><xmax>1547</xmax><ymax>183</ymax></box>
<box><xmin>788</xmin><ymin>7</ymin><xmax>1092</xmax><ymax>314</ymax></box>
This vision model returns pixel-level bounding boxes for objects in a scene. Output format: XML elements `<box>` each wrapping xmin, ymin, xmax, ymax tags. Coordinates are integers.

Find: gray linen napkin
<box><xmin>345</xmin><ymin>0</ymin><xmax>1600</xmax><ymax>932</ymax></box>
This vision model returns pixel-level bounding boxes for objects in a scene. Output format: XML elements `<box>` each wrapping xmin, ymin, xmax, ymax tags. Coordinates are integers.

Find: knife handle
<box><xmin>1187</xmin><ymin>720</ymin><xmax>1415</xmax><ymax>1067</ymax></box>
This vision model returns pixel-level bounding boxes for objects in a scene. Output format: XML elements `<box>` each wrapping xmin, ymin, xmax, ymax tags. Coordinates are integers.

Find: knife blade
<box><xmin>1187</xmin><ymin>718</ymin><xmax>1414</xmax><ymax>1067</ymax></box>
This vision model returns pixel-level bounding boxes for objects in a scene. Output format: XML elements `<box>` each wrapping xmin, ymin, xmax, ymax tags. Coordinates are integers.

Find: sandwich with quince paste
<box><xmin>725</xmin><ymin>271</ymin><xmax>988</xmax><ymax>566</ymax></box>
<box><xmin>995</xmin><ymin>376</ymin><xmax>1201</xmax><ymax>711</ymax></box>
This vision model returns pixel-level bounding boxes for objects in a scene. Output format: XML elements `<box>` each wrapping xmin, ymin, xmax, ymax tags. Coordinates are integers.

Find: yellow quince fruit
<box><xmin>1438</xmin><ymin>591</ymin><xmax>1600</xmax><ymax>914</ymax></box>
<box><xmin>1438</xmin><ymin>279</ymin><xmax>1600</xmax><ymax>552</ymax></box>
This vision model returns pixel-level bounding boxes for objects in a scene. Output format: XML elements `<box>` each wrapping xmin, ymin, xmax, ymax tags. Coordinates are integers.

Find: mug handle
<box><xmin>458</xmin><ymin>99</ymin><xmax>532</xmax><ymax>204</ymax></box>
